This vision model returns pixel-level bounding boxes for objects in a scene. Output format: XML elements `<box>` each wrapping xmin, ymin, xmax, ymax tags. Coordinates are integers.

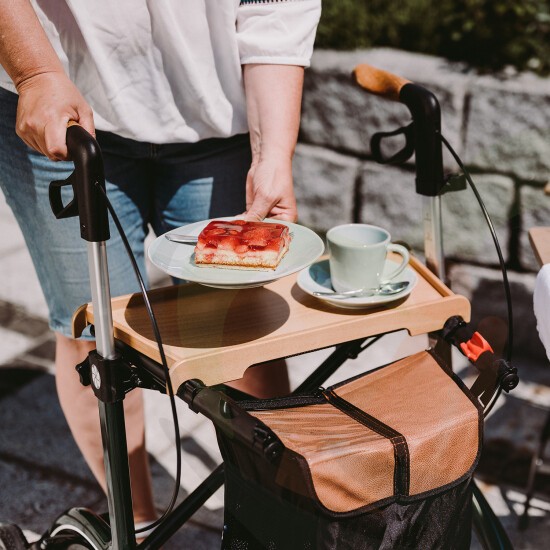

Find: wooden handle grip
<box><xmin>353</xmin><ymin>64</ymin><xmax>411</xmax><ymax>102</ymax></box>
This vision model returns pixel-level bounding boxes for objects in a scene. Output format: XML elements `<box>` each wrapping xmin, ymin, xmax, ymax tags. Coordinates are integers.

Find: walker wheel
<box><xmin>0</xmin><ymin>524</ymin><xmax>29</xmax><ymax>550</ymax></box>
<box><xmin>45</xmin><ymin>509</ymin><xmax>110</xmax><ymax>550</ymax></box>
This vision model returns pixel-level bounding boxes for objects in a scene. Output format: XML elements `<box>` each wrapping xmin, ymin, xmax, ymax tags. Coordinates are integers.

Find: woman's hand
<box><xmin>16</xmin><ymin>71</ymin><xmax>95</xmax><ymax>160</ymax></box>
<box><xmin>244</xmin><ymin>154</ymin><xmax>297</xmax><ymax>222</ymax></box>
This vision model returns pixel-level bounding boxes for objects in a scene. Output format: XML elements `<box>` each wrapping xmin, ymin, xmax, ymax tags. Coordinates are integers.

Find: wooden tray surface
<box><xmin>73</xmin><ymin>256</ymin><xmax>470</xmax><ymax>388</ymax></box>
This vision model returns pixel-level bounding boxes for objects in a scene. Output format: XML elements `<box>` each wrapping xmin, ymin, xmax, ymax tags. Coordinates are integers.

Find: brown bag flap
<box><xmin>251</xmin><ymin>350</ymin><xmax>481</xmax><ymax>514</ymax></box>
<box><xmin>252</xmin><ymin>403</ymin><xmax>395</xmax><ymax>513</ymax></box>
<box><xmin>333</xmin><ymin>350</ymin><xmax>481</xmax><ymax>497</ymax></box>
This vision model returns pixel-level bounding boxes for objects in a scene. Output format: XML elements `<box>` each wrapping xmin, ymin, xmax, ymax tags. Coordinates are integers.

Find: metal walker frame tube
<box><xmin>88</xmin><ymin>241</ymin><xmax>136</xmax><ymax>550</ymax></box>
<box><xmin>48</xmin><ymin>125</ymin><xmax>137</xmax><ymax>549</ymax></box>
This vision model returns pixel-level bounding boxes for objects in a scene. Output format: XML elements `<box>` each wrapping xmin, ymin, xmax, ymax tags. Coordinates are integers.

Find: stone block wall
<box><xmin>293</xmin><ymin>48</ymin><xmax>550</xmax><ymax>359</ymax></box>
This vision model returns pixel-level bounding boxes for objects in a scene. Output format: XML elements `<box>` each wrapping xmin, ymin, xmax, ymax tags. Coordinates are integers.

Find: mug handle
<box><xmin>381</xmin><ymin>243</ymin><xmax>410</xmax><ymax>284</ymax></box>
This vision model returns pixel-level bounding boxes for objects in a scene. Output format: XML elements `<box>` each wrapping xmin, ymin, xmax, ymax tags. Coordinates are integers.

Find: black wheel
<box><xmin>42</xmin><ymin>509</ymin><xmax>110</xmax><ymax>550</ymax></box>
<box><xmin>39</xmin><ymin>532</ymin><xmax>93</xmax><ymax>550</ymax></box>
<box><xmin>0</xmin><ymin>524</ymin><xmax>29</xmax><ymax>550</ymax></box>
<box><xmin>472</xmin><ymin>481</ymin><xmax>513</xmax><ymax>550</ymax></box>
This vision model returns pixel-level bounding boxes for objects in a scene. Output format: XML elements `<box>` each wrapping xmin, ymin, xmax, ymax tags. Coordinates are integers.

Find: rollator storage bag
<box><xmin>217</xmin><ymin>350</ymin><xmax>482</xmax><ymax>549</ymax></box>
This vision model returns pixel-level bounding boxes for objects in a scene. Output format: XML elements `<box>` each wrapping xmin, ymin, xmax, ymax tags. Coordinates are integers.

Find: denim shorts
<box><xmin>0</xmin><ymin>87</ymin><xmax>251</xmax><ymax>339</ymax></box>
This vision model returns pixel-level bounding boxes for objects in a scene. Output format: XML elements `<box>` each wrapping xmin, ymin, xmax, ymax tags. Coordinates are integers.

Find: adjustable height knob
<box><xmin>497</xmin><ymin>360</ymin><xmax>519</xmax><ymax>393</ymax></box>
<box><xmin>75</xmin><ymin>358</ymin><xmax>91</xmax><ymax>386</ymax></box>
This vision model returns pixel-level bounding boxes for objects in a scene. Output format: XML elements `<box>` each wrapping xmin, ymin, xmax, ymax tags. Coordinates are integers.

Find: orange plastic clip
<box><xmin>460</xmin><ymin>332</ymin><xmax>494</xmax><ymax>362</ymax></box>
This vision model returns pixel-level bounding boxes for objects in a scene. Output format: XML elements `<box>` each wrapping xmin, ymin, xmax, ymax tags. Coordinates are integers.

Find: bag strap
<box><xmin>237</xmin><ymin>387</ymin><xmax>411</xmax><ymax>497</ymax></box>
<box><xmin>237</xmin><ymin>392</ymin><xmax>326</xmax><ymax>411</ymax></box>
<box><xmin>324</xmin><ymin>389</ymin><xmax>410</xmax><ymax>497</ymax></box>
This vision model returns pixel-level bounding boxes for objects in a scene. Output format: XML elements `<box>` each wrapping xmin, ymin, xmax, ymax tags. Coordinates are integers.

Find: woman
<box><xmin>0</xmin><ymin>0</ymin><xmax>321</xmax><ymax>534</ymax></box>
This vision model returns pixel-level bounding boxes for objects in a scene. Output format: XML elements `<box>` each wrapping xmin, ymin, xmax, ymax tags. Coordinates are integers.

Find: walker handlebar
<box><xmin>49</xmin><ymin>123</ymin><xmax>110</xmax><ymax>242</ymax></box>
<box><xmin>353</xmin><ymin>63</ymin><xmax>445</xmax><ymax>197</ymax></box>
<box><xmin>353</xmin><ymin>64</ymin><xmax>411</xmax><ymax>102</ymax></box>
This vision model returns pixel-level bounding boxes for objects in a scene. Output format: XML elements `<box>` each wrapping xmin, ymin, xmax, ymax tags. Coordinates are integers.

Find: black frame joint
<box><xmin>441</xmin><ymin>315</ymin><xmax>473</xmax><ymax>346</ymax></box>
<box><xmin>179</xmin><ymin>379</ymin><xmax>205</xmax><ymax>412</ymax></box>
<box><xmin>88</xmin><ymin>350</ymin><xmax>133</xmax><ymax>403</ymax></box>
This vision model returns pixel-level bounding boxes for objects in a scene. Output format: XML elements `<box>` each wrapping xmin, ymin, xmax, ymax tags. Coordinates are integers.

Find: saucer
<box><xmin>297</xmin><ymin>259</ymin><xmax>417</xmax><ymax>309</ymax></box>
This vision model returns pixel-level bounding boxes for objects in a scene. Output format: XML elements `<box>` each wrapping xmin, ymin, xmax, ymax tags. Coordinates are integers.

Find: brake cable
<box><xmin>96</xmin><ymin>183</ymin><xmax>182</xmax><ymax>536</ymax></box>
<box><xmin>439</xmin><ymin>134</ymin><xmax>514</xmax><ymax>417</ymax></box>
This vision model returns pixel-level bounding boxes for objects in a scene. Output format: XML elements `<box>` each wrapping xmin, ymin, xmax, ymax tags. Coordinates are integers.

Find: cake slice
<box><xmin>194</xmin><ymin>219</ymin><xmax>291</xmax><ymax>270</ymax></box>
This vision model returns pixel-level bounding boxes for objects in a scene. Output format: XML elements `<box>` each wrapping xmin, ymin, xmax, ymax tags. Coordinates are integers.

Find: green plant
<box><xmin>438</xmin><ymin>0</ymin><xmax>550</xmax><ymax>73</ymax></box>
<box><xmin>316</xmin><ymin>0</ymin><xmax>550</xmax><ymax>75</ymax></box>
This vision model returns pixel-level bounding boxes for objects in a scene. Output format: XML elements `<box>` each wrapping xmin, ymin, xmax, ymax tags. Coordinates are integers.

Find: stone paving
<box><xmin>2</xmin><ymin>191</ymin><xmax>550</xmax><ymax>548</ymax></box>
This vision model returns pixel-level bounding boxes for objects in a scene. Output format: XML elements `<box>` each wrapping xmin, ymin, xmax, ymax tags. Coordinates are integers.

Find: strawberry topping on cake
<box><xmin>195</xmin><ymin>220</ymin><xmax>291</xmax><ymax>270</ymax></box>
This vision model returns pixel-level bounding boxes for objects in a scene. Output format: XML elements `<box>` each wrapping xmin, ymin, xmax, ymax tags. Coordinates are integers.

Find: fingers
<box><xmin>76</xmin><ymin>105</ymin><xmax>96</xmax><ymax>138</ymax></box>
<box><xmin>44</xmin><ymin>118</ymin><xmax>69</xmax><ymax>160</ymax></box>
<box><xmin>243</xmin><ymin>167</ymin><xmax>266</xmax><ymax>220</ymax></box>
<box><xmin>241</xmin><ymin>210</ymin><xmax>297</xmax><ymax>223</ymax></box>
<box><xmin>243</xmin><ymin>188</ymin><xmax>277</xmax><ymax>221</ymax></box>
<box><xmin>243</xmin><ymin>159</ymin><xmax>298</xmax><ymax>221</ymax></box>
<box><xmin>243</xmin><ymin>197</ymin><xmax>298</xmax><ymax>222</ymax></box>
<box><xmin>18</xmin><ymin>107</ymin><xmax>95</xmax><ymax>161</ymax></box>
<box><xmin>243</xmin><ymin>210</ymin><xmax>266</xmax><ymax>222</ymax></box>
<box><xmin>244</xmin><ymin>189</ymin><xmax>272</xmax><ymax>220</ymax></box>
<box><xmin>266</xmin><ymin>211</ymin><xmax>297</xmax><ymax>223</ymax></box>
<box><xmin>16</xmin><ymin>117</ymin><xmax>64</xmax><ymax>160</ymax></box>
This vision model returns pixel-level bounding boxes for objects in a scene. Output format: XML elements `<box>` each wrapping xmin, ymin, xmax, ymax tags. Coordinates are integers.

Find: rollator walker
<box><xmin>0</xmin><ymin>64</ymin><xmax>519</xmax><ymax>550</ymax></box>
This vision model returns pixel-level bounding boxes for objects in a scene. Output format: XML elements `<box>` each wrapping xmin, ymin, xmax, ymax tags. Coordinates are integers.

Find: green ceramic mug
<box><xmin>327</xmin><ymin>224</ymin><xmax>410</xmax><ymax>293</ymax></box>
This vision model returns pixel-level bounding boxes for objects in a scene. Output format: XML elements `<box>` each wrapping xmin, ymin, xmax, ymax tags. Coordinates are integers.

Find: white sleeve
<box><xmin>237</xmin><ymin>0</ymin><xmax>322</xmax><ymax>67</ymax></box>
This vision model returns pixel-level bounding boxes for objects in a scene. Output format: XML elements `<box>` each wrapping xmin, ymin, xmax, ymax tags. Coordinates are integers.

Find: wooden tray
<box><xmin>72</xmin><ymin>256</ymin><xmax>470</xmax><ymax>388</ymax></box>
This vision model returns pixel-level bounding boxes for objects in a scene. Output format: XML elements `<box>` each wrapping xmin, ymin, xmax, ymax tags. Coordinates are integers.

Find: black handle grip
<box><xmin>48</xmin><ymin>124</ymin><xmax>110</xmax><ymax>242</ymax></box>
<box><xmin>355</xmin><ymin>66</ymin><xmax>446</xmax><ymax>197</ymax></box>
<box><xmin>398</xmin><ymin>83</ymin><xmax>445</xmax><ymax>197</ymax></box>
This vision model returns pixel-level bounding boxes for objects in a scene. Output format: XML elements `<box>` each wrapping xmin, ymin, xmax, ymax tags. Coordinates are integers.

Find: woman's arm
<box><xmin>0</xmin><ymin>0</ymin><xmax>94</xmax><ymax>159</ymax></box>
<box><xmin>243</xmin><ymin>63</ymin><xmax>304</xmax><ymax>222</ymax></box>
<box><xmin>236</xmin><ymin>0</ymin><xmax>321</xmax><ymax>221</ymax></box>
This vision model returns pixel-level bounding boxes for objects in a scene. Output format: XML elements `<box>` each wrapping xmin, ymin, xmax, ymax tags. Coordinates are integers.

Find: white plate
<box><xmin>148</xmin><ymin>217</ymin><xmax>325</xmax><ymax>289</ymax></box>
<box><xmin>297</xmin><ymin>258</ymin><xmax>418</xmax><ymax>309</ymax></box>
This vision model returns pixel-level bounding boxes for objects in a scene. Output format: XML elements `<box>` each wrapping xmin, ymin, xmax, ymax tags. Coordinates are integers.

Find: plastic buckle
<box><xmin>459</xmin><ymin>332</ymin><xmax>494</xmax><ymax>362</ymax></box>
<box><xmin>253</xmin><ymin>426</ymin><xmax>284</xmax><ymax>463</ymax></box>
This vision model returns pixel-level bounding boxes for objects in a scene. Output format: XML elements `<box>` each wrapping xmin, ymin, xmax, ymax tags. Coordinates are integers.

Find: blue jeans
<box><xmin>0</xmin><ymin>87</ymin><xmax>251</xmax><ymax>338</ymax></box>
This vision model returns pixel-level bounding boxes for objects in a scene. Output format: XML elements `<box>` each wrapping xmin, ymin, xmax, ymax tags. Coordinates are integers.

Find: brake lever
<box><xmin>370</xmin><ymin>122</ymin><xmax>415</xmax><ymax>165</ymax></box>
<box><xmin>49</xmin><ymin>171</ymin><xmax>79</xmax><ymax>219</ymax></box>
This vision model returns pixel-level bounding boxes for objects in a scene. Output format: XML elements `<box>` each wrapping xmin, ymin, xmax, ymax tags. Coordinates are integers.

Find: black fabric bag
<box><xmin>217</xmin><ymin>350</ymin><xmax>482</xmax><ymax>550</ymax></box>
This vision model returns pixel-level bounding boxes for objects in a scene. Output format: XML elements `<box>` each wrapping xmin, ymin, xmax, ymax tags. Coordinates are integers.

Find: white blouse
<box><xmin>0</xmin><ymin>0</ymin><xmax>321</xmax><ymax>143</ymax></box>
